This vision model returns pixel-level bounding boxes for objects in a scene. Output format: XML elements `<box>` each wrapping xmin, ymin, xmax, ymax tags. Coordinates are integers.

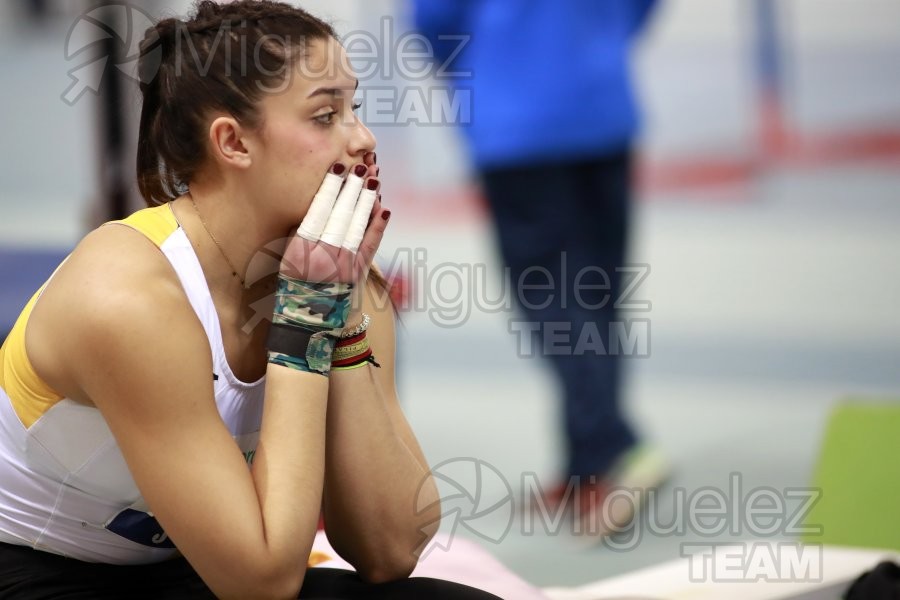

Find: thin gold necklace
<box><xmin>189</xmin><ymin>195</ymin><xmax>246</xmax><ymax>288</ymax></box>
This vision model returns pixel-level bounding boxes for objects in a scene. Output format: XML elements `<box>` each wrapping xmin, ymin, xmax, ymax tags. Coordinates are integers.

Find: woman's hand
<box><xmin>282</xmin><ymin>159</ymin><xmax>388</xmax><ymax>287</ymax></box>
<box><xmin>266</xmin><ymin>159</ymin><xmax>389</xmax><ymax>373</ymax></box>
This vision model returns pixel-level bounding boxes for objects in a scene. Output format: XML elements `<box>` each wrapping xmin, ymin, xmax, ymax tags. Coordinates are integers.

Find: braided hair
<box><xmin>136</xmin><ymin>1</ymin><xmax>337</xmax><ymax>206</ymax></box>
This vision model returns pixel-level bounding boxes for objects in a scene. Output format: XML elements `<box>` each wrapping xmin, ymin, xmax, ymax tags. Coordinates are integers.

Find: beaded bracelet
<box><xmin>340</xmin><ymin>313</ymin><xmax>370</xmax><ymax>339</ymax></box>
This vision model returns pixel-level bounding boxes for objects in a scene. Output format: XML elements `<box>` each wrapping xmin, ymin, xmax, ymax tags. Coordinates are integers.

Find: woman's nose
<box><xmin>347</xmin><ymin>116</ymin><xmax>376</xmax><ymax>158</ymax></box>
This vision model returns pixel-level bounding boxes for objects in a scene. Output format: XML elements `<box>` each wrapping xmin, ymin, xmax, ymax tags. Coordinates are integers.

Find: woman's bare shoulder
<box><xmin>43</xmin><ymin>222</ymin><xmax>191</xmax><ymax>322</ymax></box>
<box><xmin>26</xmin><ymin>221</ymin><xmax>206</xmax><ymax>401</ymax></box>
<box><xmin>71</xmin><ymin>222</ymin><xmax>184</xmax><ymax>291</ymax></box>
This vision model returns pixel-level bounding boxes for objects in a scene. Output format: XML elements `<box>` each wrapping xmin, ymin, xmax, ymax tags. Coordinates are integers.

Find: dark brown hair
<box><xmin>136</xmin><ymin>0</ymin><xmax>336</xmax><ymax>206</ymax></box>
<box><xmin>136</xmin><ymin>2</ymin><xmax>393</xmax><ymax>299</ymax></box>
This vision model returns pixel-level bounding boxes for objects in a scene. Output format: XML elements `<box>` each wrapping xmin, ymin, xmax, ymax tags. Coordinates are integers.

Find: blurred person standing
<box><xmin>413</xmin><ymin>0</ymin><xmax>667</xmax><ymax>533</ymax></box>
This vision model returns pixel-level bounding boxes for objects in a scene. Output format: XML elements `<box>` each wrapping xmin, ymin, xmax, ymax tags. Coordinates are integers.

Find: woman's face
<box><xmin>246</xmin><ymin>36</ymin><xmax>375</xmax><ymax>226</ymax></box>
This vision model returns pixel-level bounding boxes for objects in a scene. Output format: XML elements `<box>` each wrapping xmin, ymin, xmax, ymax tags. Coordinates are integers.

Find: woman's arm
<box><xmin>30</xmin><ymin>226</ymin><xmax>327</xmax><ymax>600</ymax></box>
<box><xmin>321</xmin><ymin>274</ymin><xmax>441</xmax><ymax>583</ymax></box>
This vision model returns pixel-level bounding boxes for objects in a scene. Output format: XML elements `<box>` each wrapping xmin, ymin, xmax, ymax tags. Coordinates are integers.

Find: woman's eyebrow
<box><xmin>306</xmin><ymin>80</ymin><xmax>360</xmax><ymax>99</ymax></box>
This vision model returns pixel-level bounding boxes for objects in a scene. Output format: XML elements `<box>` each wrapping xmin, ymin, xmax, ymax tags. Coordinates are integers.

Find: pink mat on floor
<box><xmin>310</xmin><ymin>531</ymin><xmax>550</xmax><ymax>599</ymax></box>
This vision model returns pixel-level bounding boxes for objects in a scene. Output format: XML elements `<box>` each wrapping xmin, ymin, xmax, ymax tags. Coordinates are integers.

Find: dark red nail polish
<box><xmin>372</xmin><ymin>153</ymin><xmax>378</xmax><ymax>165</ymax></box>
<box><xmin>366</xmin><ymin>178</ymin><xmax>380</xmax><ymax>191</ymax></box>
<box><xmin>374</xmin><ymin>166</ymin><xmax>380</xmax><ymax>177</ymax></box>
<box><xmin>382</xmin><ymin>209</ymin><xmax>391</xmax><ymax>221</ymax></box>
<box><xmin>353</xmin><ymin>164</ymin><xmax>368</xmax><ymax>177</ymax></box>
<box><xmin>331</xmin><ymin>163</ymin><xmax>346</xmax><ymax>175</ymax></box>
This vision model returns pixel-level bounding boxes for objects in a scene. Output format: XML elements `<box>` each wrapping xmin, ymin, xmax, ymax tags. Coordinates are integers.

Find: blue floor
<box><xmin>0</xmin><ymin>248</ymin><xmax>70</xmax><ymax>339</ymax></box>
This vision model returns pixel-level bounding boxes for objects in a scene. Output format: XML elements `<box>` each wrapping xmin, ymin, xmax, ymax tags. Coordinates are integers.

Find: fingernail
<box><xmin>374</xmin><ymin>166</ymin><xmax>380</xmax><ymax>177</ymax></box>
<box><xmin>366</xmin><ymin>178</ymin><xmax>380</xmax><ymax>191</ymax></box>
<box><xmin>382</xmin><ymin>209</ymin><xmax>391</xmax><ymax>221</ymax></box>
<box><xmin>353</xmin><ymin>164</ymin><xmax>368</xmax><ymax>178</ymax></box>
<box><xmin>372</xmin><ymin>153</ymin><xmax>378</xmax><ymax>165</ymax></box>
<box><xmin>331</xmin><ymin>163</ymin><xmax>346</xmax><ymax>175</ymax></box>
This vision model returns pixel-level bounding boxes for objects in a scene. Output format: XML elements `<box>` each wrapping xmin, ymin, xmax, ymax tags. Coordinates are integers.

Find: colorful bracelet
<box><xmin>332</xmin><ymin>330</ymin><xmax>381</xmax><ymax>371</ymax></box>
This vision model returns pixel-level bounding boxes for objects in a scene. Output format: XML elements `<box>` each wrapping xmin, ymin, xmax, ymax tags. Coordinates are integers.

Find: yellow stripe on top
<box><xmin>109</xmin><ymin>204</ymin><xmax>179</xmax><ymax>249</ymax></box>
<box><xmin>0</xmin><ymin>289</ymin><xmax>64</xmax><ymax>429</ymax></box>
<box><xmin>0</xmin><ymin>205</ymin><xmax>180</xmax><ymax>429</ymax></box>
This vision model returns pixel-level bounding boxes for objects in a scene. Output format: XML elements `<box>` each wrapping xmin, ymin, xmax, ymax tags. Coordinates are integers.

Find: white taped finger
<box><xmin>319</xmin><ymin>174</ymin><xmax>364</xmax><ymax>247</ymax></box>
<box><xmin>342</xmin><ymin>188</ymin><xmax>378</xmax><ymax>252</ymax></box>
<box><xmin>297</xmin><ymin>172</ymin><xmax>344</xmax><ymax>242</ymax></box>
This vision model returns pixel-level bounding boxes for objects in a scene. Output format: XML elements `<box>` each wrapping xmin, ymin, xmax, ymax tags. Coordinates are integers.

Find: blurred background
<box><xmin>1</xmin><ymin>0</ymin><xmax>899</xmax><ymax>590</ymax></box>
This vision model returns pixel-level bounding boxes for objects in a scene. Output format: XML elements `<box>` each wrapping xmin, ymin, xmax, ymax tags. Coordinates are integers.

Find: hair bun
<box><xmin>139</xmin><ymin>18</ymin><xmax>179</xmax><ymax>56</ymax></box>
<box><xmin>194</xmin><ymin>1</ymin><xmax>224</xmax><ymax>22</ymax></box>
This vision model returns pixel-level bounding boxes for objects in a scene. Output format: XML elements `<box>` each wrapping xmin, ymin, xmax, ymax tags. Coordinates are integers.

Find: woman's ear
<box><xmin>208</xmin><ymin>116</ymin><xmax>253</xmax><ymax>170</ymax></box>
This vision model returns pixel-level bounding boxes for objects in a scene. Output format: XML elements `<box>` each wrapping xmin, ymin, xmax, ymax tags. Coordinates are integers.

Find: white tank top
<box><xmin>0</xmin><ymin>205</ymin><xmax>266</xmax><ymax>564</ymax></box>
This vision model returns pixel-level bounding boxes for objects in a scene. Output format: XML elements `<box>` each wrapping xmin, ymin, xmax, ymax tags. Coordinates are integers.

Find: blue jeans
<box><xmin>481</xmin><ymin>151</ymin><xmax>638</xmax><ymax>478</ymax></box>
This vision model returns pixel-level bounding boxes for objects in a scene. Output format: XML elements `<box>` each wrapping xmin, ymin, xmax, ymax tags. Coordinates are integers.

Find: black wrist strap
<box><xmin>266</xmin><ymin>322</ymin><xmax>316</xmax><ymax>358</ymax></box>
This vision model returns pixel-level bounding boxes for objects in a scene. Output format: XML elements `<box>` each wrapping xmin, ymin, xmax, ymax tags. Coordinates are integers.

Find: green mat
<box><xmin>804</xmin><ymin>401</ymin><xmax>900</xmax><ymax>552</ymax></box>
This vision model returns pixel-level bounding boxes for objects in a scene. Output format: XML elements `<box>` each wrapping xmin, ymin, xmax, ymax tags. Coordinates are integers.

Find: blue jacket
<box><xmin>413</xmin><ymin>0</ymin><xmax>658</xmax><ymax>169</ymax></box>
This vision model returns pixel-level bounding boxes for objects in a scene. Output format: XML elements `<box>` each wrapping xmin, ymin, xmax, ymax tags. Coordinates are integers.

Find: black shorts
<box><xmin>0</xmin><ymin>542</ymin><xmax>503</xmax><ymax>599</ymax></box>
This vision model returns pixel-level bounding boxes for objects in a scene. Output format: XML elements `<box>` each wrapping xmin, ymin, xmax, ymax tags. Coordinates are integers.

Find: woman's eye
<box><xmin>314</xmin><ymin>111</ymin><xmax>337</xmax><ymax>125</ymax></box>
<box><xmin>314</xmin><ymin>101</ymin><xmax>362</xmax><ymax>126</ymax></box>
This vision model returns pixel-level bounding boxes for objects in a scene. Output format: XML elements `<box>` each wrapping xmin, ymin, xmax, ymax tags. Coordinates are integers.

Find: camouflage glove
<box><xmin>269</xmin><ymin>160</ymin><xmax>387</xmax><ymax>376</ymax></box>
<box><xmin>266</xmin><ymin>275</ymin><xmax>353</xmax><ymax>375</ymax></box>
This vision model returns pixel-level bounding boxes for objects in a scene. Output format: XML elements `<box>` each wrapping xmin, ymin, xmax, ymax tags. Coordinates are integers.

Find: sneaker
<box><xmin>522</xmin><ymin>474</ymin><xmax>606</xmax><ymax>517</ymax></box>
<box><xmin>575</xmin><ymin>444</ymin><xmax>671</xmax><ymax>539</ymax></box>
